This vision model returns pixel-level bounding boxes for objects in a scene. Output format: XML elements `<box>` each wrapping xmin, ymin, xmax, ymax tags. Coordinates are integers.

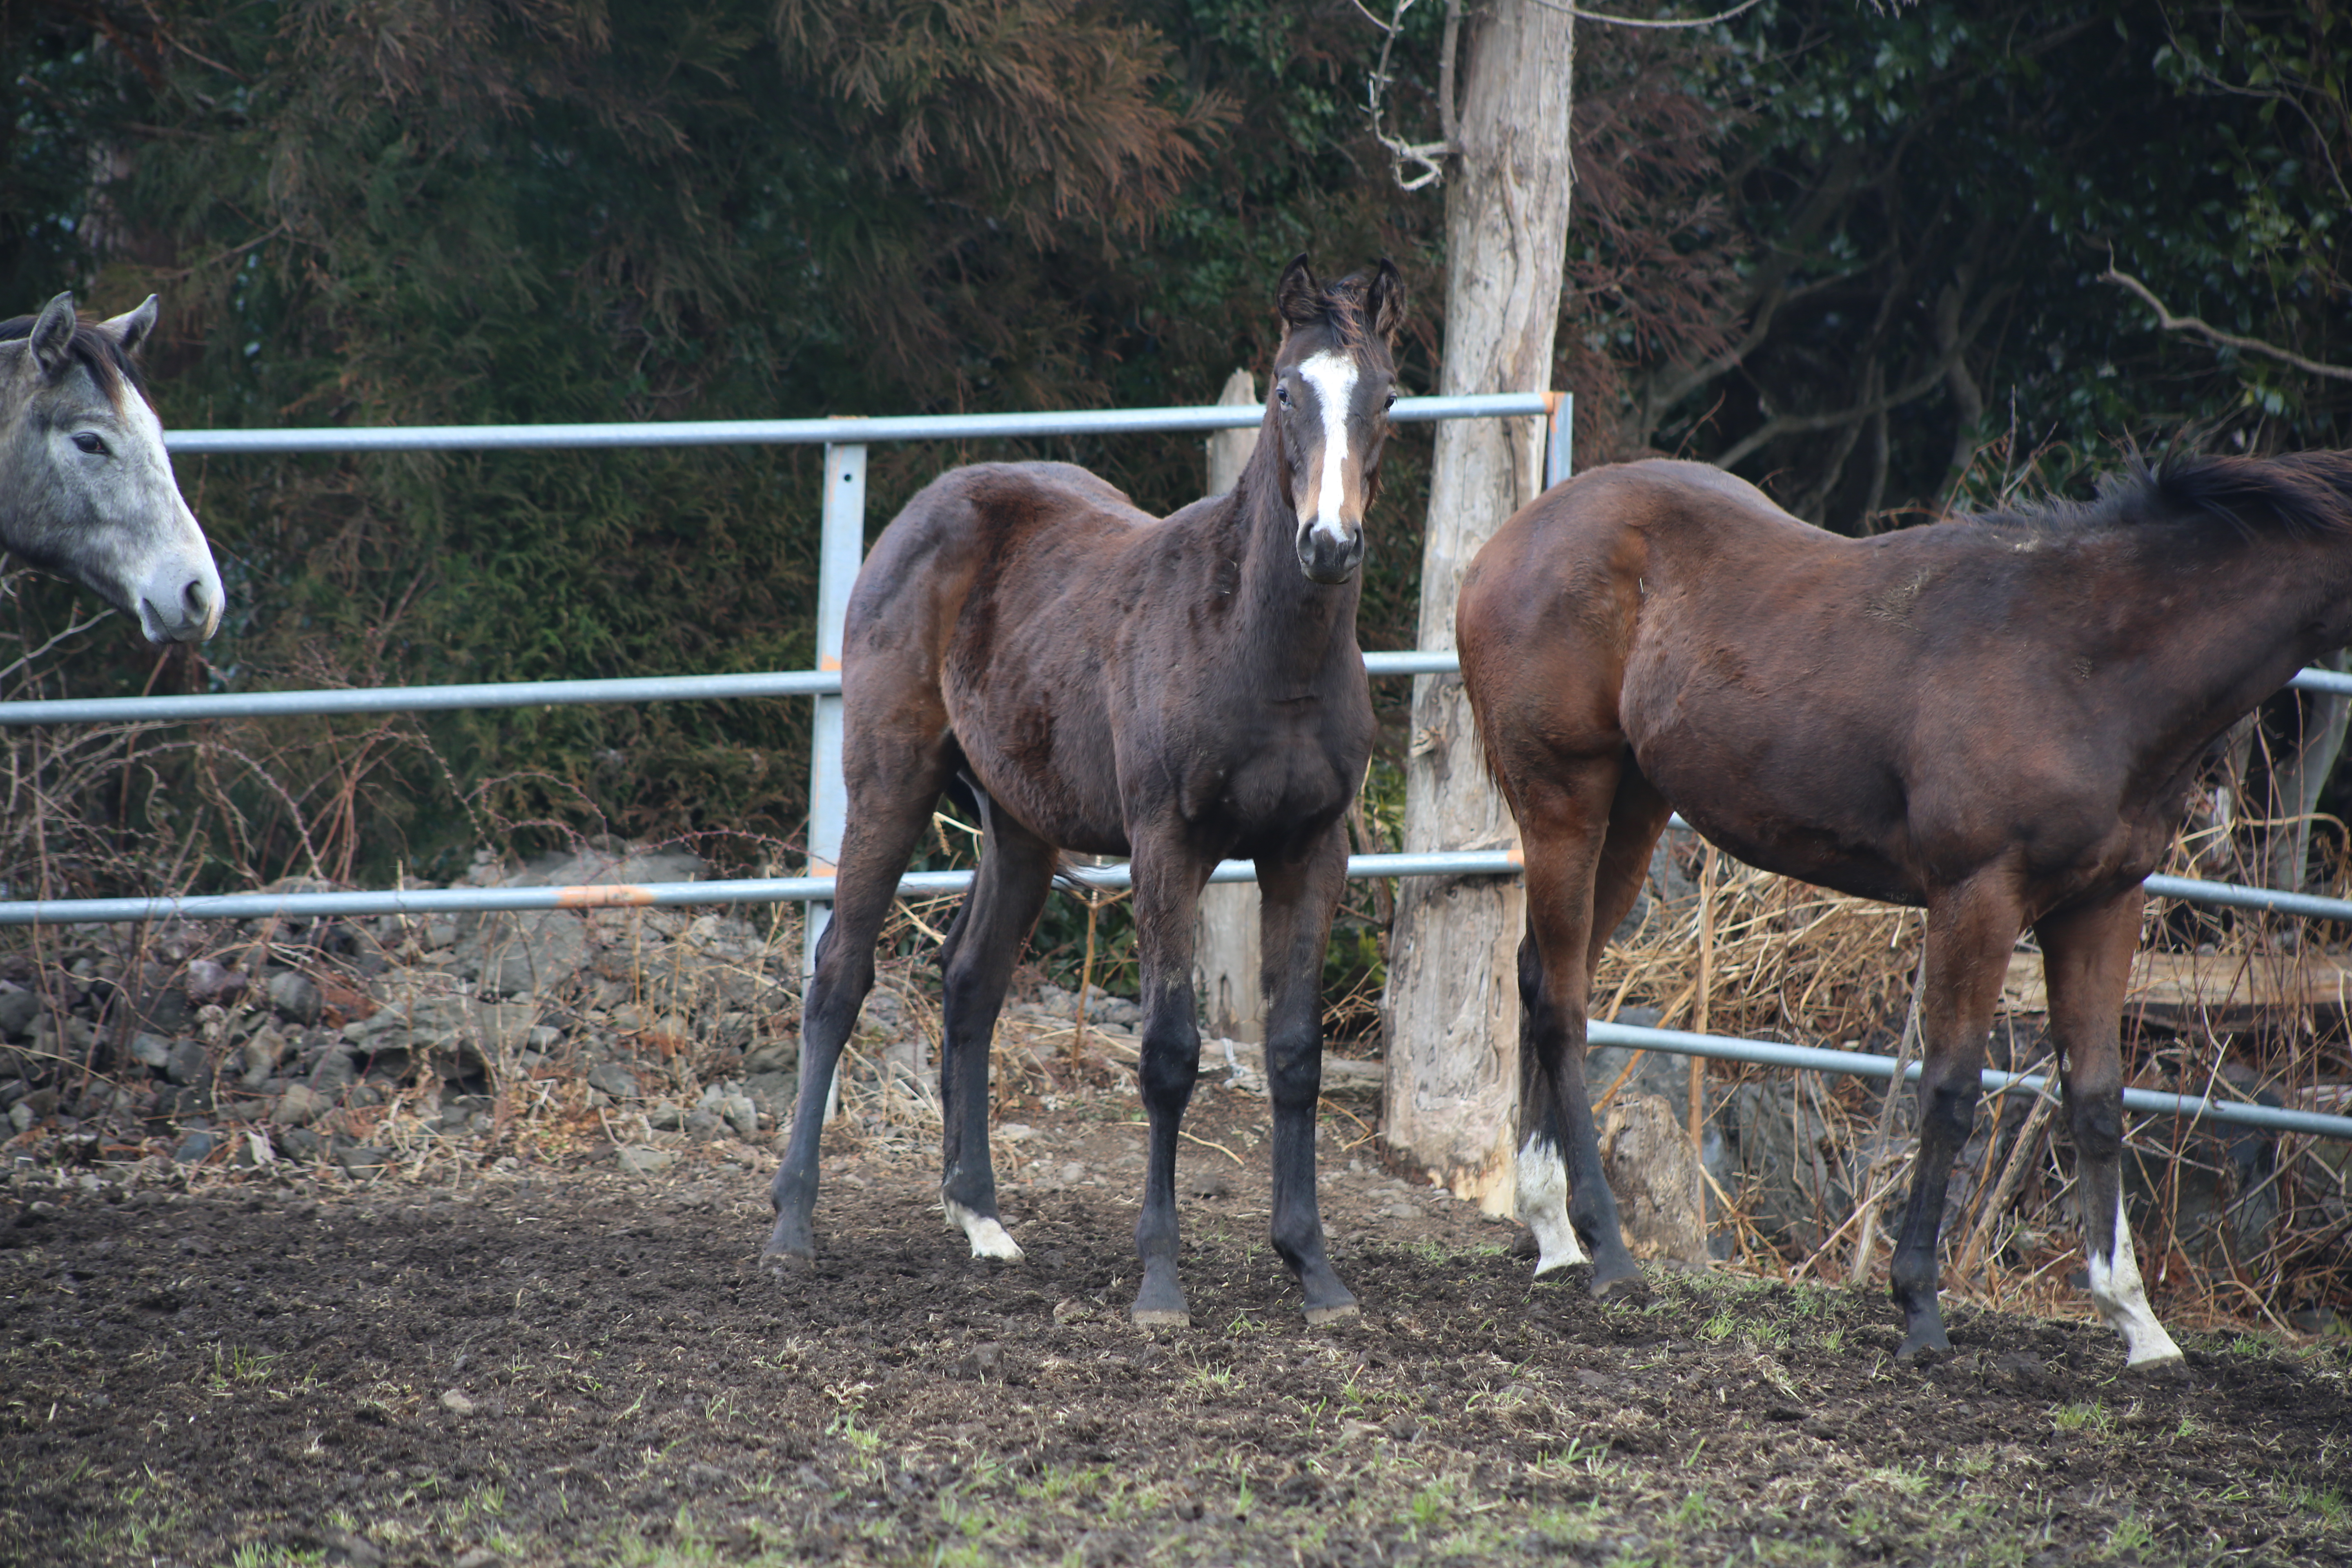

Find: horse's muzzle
<box><xmin>137</xmin><ymin>559</ymin><xmax>225</xmax><ymax>644</ymax></box>
<box><xmin>1296</xmin><ymin>524</ymin><xmax>1365</xmax><ymax>585</ymax></box>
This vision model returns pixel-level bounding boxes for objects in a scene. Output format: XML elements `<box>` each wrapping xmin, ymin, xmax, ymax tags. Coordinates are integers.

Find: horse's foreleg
<box><xmin>933</xmin><ymin>815</ymin><xmax>1056</xmax><ymax>1261</ymax></box>
<box><xmin>1127</xmin><ymin>837</ymin><xmax>1216</xmax><ymax>1327</ymax></box>
<box><xmin>1515</xmin><ymin>768</ymin><xmax>1643</xmax><ymax>1298</ymax></box>
<box><xmin>766</xmin><ymin>775</ymin><xmax>947</xmax><ymax>1265</ymax></box>
<box><xmin>2038</xmin><ymin>890</ymin><xmax>2182</xmax><ymax>1368</ymax></box>
<box><xmin>1256</xmin><ymin>825</ymin><xmax>1356</xmax><ymax>1325</ymax></box>
<box><xmin>1888</xmin><ymin>877</ymin><xmax>2021</xmax><ymax>1356</ymax></box>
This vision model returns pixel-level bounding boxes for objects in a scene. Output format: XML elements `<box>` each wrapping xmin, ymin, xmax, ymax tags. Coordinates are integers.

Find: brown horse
<box><xmin>766</xmin><ymin>256</ymin><xmax>1405</xmax><ymax>1327</ymax></box>
<box><xmin>1459</xmin><ymin>452</ymin><xmax>2352</xmax><ymax>1366</ymax></box>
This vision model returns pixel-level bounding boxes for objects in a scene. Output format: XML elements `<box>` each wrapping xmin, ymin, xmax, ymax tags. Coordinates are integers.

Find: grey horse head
<box><xmin>0</xmin><ymin>292</ymin><xmax>223</xmax><ymax>643</ymax></box>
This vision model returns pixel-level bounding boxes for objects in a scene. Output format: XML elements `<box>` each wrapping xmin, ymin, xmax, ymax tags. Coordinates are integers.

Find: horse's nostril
<box><xmin>185</xmin><ymin>578</ymin><xmax>213</xmax><ymax>616</ymax></box>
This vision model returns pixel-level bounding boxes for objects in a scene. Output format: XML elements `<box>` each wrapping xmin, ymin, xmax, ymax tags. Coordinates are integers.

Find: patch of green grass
<box><xmin>2297</xmin><ymin>1487</ymin><xmax>2348</xmax><ymax>1527</ymax></box>
<box><xmin>1665</xmin><ymin>1488</ymin><xmax>1715</xmax><ymax>1532</ymax></box>
<box><xmin>2098</xmin><ymin>1512</ymin><xmax>2156</xmax><ymax>1559</ymax></box>
<box><xmin>2051</xmin><ymin>1399</ymin><xmax>2113</xmax><ymax>1437</ymax></box>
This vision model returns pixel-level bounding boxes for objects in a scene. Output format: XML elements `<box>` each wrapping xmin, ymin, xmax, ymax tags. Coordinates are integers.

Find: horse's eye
<box><xmin>1276</xmin><ymin>383</ymin><xmax>1292</xmax><ymax>408</ymax></box>
<box><xmin>1385</xmin><ymin>390</ymin><xmax>1398</xmax><ymax>411</ymax></box>
<box><xmin>72</xmin><ymin>433</ymin><xmax>108</xmax><ymax>456</ymax></box>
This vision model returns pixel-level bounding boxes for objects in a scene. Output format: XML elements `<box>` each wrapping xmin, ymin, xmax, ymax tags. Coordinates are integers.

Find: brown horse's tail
<box><xmin>2150</xmin><ymin>449</ymin><xmax>2352</xmax><ymax>538</ymax></box>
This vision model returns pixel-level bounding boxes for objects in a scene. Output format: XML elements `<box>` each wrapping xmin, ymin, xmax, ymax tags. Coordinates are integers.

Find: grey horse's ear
<box><xmin>29</xmin><ymin>292</ymin><xmax>78</xmax><ymax>377</ymax></box>
<box><xmin>101</xmin><ymin>295</ymin><xmax>160</xmax><ymax>357</ymax></box>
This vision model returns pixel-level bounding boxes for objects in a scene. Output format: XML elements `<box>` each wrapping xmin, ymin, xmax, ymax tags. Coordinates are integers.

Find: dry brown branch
<box><xmin>2103</xmin><ymin>263</ymin><xmax>2352</xmax><ymax>383</ymax></box>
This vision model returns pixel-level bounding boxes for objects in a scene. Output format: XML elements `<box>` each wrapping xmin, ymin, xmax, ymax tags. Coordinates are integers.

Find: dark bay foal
<box><xmin>1459</xmin><ymin>452</ymin><xmax>2352</xmax><ymax>1366</ymax></box>
<box><xmin>767</xmin><ymin>256</ymin><xmax>1405</xmax><ymax>1327</ymax></box>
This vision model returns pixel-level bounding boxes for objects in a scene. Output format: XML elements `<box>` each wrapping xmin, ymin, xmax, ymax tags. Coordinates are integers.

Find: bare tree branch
<box><xmin>1711</xmin><ymin>280</ymin><xmax>2013</xmax><ymax>470</ymax></box>
<box><xmin>1522</xmin><ymin>0</ymin><xmax>1765</xmax><ymax>27</ymax></box>
<box><xmin>1354</xmin><ymin>0</ymin><xmax>1464</xmax><ymax>191</ymax></box>
<box><xmin>2102</xmin><ymin>264</ymin><xmax>2352</xmax><ymax>383</ymax></box>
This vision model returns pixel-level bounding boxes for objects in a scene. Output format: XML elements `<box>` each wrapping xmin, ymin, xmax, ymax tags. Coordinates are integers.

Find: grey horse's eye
<box><xmin>1385</xmin><ymin>389</ymin><xmax>1397</xmax><ymax>410</ymax></box>
<box><xmin>1276</xmin><ymin>383</ymin><xmax>1291</xmax><ymax>408</ymax></box>
<box><xmin>72</xmin><ymin>433</ymin><xmax>108</xmax><ymax>456</ymax></box>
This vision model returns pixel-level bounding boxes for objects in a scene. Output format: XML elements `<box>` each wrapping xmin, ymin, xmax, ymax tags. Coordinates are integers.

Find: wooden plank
<box><xmin>2000</xmin><ymin>949</ymin><xmax>2352</xmax><ymax>1016</ymax></box>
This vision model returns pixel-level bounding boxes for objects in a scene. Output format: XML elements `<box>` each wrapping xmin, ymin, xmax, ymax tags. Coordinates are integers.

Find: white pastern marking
<box><xmin>944</xmin><ymin>1197</ymin><xmax>1025</xmax><ymax>1261</ymax></box>
<box><xmin>1515</xmin><ymin>1134</ymin><xmax>1587</xmax><ymax>1274</ymax></box>
<box><xmin>2084</xmin><ymin>1189</ymin><xmax>2183</xmax><ymax>1366</ymax></box>
<box><xmin>1298</xmin><ymin>350</ymin><xmax>1359</xmax><ymax>542</ymax></box>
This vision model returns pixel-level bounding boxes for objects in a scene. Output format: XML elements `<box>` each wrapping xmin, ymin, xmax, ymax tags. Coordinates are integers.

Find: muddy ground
<box><xmin>4</xmin><ymin>1078</ymin><xmax>2349</xmax><ymax>1568</ymax></box>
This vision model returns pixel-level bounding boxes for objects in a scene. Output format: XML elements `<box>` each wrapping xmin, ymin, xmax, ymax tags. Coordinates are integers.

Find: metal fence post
<box><xmin>808</xmin><ymin>442</ymin><xmax>866</xmax><ymax>1120</ymax></box>
<box><xmin>1544</xmin><ymin>391</ymin><xmax>1572</xmax><ymax>491</ymax></box>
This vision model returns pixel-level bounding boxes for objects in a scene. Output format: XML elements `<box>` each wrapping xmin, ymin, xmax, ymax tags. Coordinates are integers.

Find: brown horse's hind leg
<box><xmin>1512</xmin><ymin>759</ymin><xmax>1649</xmax><ymax>1298</ymax></box>
<box><xmin>1256</xmin><ymin>824</ymin><xmax>1357</xmax><ymax>1324</ymax></box>
<box><xmin>933</xmin><ymin>805</ymin><xmax>1057</xmax><ymax>1260</ymax></box>
<box><xmin>1517</xmin><ymin>760</ymin><xmax>1670</xmax><ymax>1279</ymax></box>
<box><xmin>765</xmin><ymin>727</ymin><xmax>957</xmax><ymax>1267</ymax></box>
<box><xmin>2038</xmin><ymin>889</ymin><xmax>2183</xmax><ymax>1367</ymax></box>
<box><xmin>1125</xmin><ymin>836</ymin><xmax>1218</xmax><ymax>1327</ymax></box>
<box><xmin>1888</xmin><ymin>875</ymin><xmax>2023</xmax><ymax>1356</ymax></box>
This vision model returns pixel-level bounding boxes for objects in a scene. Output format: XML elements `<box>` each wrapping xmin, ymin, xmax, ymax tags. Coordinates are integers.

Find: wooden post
<box><xmin>1381</xmin><ymin>0</ymin><xmax>1578</xmax><ymax>1214</ymax></box>
<box><xmin>1194</xmin><ymin>369</ymin><xmax>1265</xmax><ymax>1043</ymax></box>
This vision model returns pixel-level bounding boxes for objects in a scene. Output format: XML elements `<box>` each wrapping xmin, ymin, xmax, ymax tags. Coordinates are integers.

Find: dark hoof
<box><xmin>762</xmin><ymin>1214</ymin><xmax>815</xmax><ymax>1269</ymax></box>
<box><xmin>1304</xmin><ymin>1299</ymin><xmax>1361</xmax><ymax>1328</ymax></box>
<box><xmin>1895</xmin><ymin>1326</ymin><xmax>1952</xmax><ymax>1361</ymax></box>
<box><xmin>1132</xmin><ymin>1273</ymin><xmax>1190</xmax><ymax>1329</ymax></box>
<box><xmin>1590</xmin><ymin>1262</ymin><xmax>1643</xmax><ymax>1301</ymax></box>
<box><xmin>762</xmin><ymin>1248</ymin><xmax>814</xmax><ymax>1278</ymax></box>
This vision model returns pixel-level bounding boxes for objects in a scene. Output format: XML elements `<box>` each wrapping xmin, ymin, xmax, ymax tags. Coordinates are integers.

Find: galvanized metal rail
<box><xmin>5</xmin><ymin>399</ymin><xmax>2347</xmax><ymax>1142</ymax></box>
<box><xmin>1587</xmin><ymin>1020</ymin><xmax>2352</xmax><ymax>1143</ymax></box>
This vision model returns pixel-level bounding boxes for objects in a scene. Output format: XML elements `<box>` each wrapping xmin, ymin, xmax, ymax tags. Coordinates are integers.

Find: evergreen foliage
<box><xmin>2</xmin><ymin>0</ymin><xmax>2345</xmax><ymax>897</ymax></box>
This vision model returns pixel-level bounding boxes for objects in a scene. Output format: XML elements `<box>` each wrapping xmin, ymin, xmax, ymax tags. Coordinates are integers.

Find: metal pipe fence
<box><xmin>4</xmin><ymin>399</ymin><xmax>2348</xmax><ymax>1143</ymax></box>
<box><xmin>1588</xmin><ymin>1020</ymin><xmax>2352</xmax><ymax>1142</ymax></box>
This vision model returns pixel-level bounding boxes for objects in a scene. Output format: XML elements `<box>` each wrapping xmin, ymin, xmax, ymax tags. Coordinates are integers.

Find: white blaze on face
<box><xmin>1298</xmin><ymin>349</ymin><xmax>1360</xmax><ymax>542</ymax></box>
<box><xmin>1516</xmin><ymin>1132</ymin><xmax>1587</xmax><ymax>1275</ymax></box>
<box><xmin>2084</xmin><ymin>1188</ymin><xmax>2183</xmax><ymax>1367</ymax></box>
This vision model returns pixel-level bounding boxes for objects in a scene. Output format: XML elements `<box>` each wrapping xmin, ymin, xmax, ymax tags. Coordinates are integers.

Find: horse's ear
<box><xmin>29</xmin><ymin>292</ymin><xmax>77</xmax><ymax>377</ymax></box>
<box><xmin>1276</xmin><ymin>254</ymin><xmax>1324</xmax><ymax>330</ymax></box>
<box><xmin>101</xmin><ymin>295</ymin><xmax>160</xmax><ymax>357</ymax></box>
<box><xmin>1367</xmin><ymin>258</ymin><xmax>1405</xmax><ymax>346</ymax></box>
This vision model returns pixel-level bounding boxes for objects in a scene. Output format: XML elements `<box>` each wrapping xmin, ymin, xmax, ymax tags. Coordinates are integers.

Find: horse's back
<box><xmin>846</xmin><ymin>461</ymin><xmax>1151</xmax><ymax>666</ymax></box>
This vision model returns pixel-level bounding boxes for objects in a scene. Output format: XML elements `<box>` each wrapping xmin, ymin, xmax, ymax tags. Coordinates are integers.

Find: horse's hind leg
<box><xmin>765</xmin><ymin>726</ymin><xmax>955</xmax><ymax>1267</ymax></box>
<box><xmin>1517</xmin><ymin>760</ymin><xmax>1670</xmax><ymax>1279</ymax></box>
<box><xmin>1512</xmin><ymin>758</ymin><xmax>1656</xmax><ymax>1297</ymax></box>
<box><xmin>1257</xmin><ymin>823</ymin><xmax>1356</xmax><ymax>1324</ymax></box>
<box><xmin>2037</xmin><ymin>889</ymin><xmax>2183</xmax><ymax>1368</ymax></box>
<box><xmin>1887</xmin><ymin>875</ymin><xmax>2022</xmax><ymax>1356</ymax></box>
<box><xmin>933</xmin><ymin>807</ymin><xmax>1057</xmax><ymax>1260</ymax></box>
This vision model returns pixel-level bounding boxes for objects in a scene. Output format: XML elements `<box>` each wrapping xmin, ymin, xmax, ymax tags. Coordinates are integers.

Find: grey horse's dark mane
<box><xmin>0</xmin><ymin>312</ymin><xmax>151</xmax><ymax>408</ymax></box>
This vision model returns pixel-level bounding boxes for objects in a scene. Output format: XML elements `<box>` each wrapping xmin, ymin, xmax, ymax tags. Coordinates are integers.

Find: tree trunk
<box><xmin>1382</xmin><ymin>1</ymin><xmax>1577</xmax><ymax>1214</ymax></box>
<box><xmin>1194</xmin><ymin>369</ymin><xmax>1265</xmax><ymax>1042</ymax></box>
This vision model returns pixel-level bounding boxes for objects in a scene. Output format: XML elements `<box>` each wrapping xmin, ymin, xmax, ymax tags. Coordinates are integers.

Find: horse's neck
<box><xmin>2106</xmin><ymin>527</ymin><xmax>2352</xmax><ymax>757</ymax></box>
<box><xmin>1223</xmin><ymin>459</ymin><xmax>1354</xmax><ymax>650</ymax></box>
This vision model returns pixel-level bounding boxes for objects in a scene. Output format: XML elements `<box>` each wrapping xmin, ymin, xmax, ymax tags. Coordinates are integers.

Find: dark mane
<box><xmin>1971</xmin><ymin>450</ymin><xmax>2352</xmax><ymax>541</ymax></box>
<box><xmin>0</xmin><ymin>312</ymin><xmax>151</xmax><ymax>407</ymax></box>
<box><xmin>1317</xmin><ymin>272</ymin><xmax>1379</xmax><ymax>352</ymax></box>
